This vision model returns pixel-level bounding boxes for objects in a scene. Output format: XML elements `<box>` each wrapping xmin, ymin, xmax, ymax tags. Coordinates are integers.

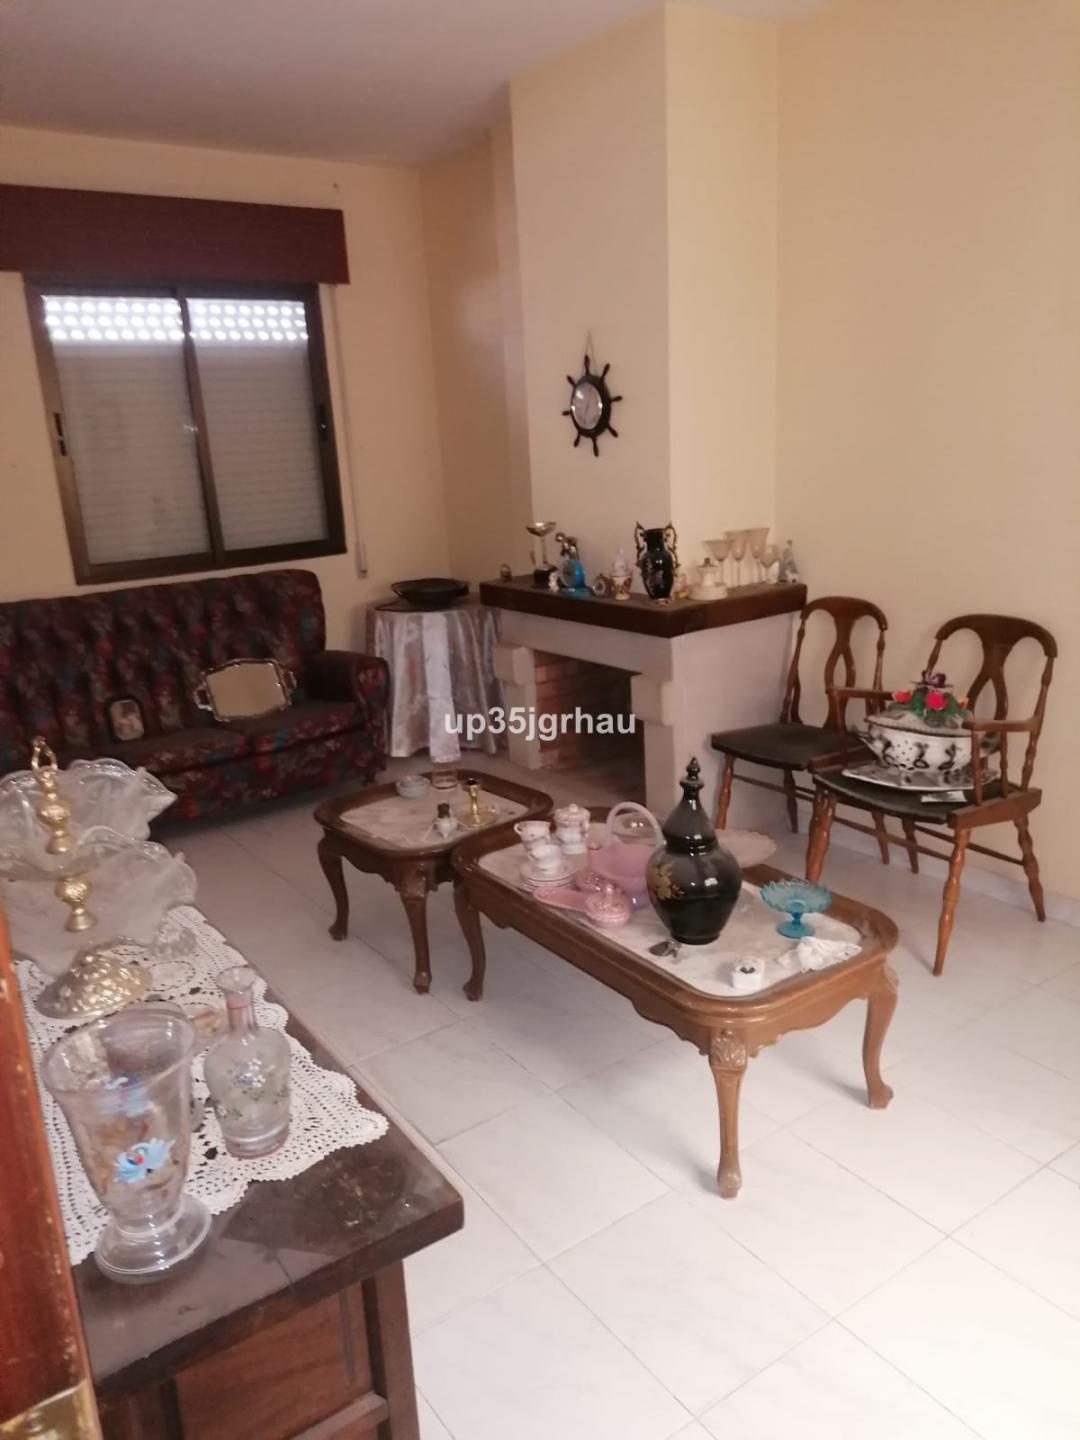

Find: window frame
<box><xmin>25</xmin><ymin>277</ymin><xmax>347</xmax><ymax>585</ymax></box>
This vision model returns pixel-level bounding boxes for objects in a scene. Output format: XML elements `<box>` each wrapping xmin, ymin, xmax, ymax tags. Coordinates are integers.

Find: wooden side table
<box><xmin>314</xmin><ymin>769</ymin><xmax>552</xmax><ymax>996</ymax></box>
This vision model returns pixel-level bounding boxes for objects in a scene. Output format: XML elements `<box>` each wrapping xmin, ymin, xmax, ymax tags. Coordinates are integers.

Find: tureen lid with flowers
<box><xmin>878</xmin><ymin>671</ymin><xmax>970</xmax><ymax>730</ymax></box>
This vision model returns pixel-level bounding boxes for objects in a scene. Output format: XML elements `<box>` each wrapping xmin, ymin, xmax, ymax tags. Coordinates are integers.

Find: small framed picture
<box><xmin>107</xmin><ymin>696</ymin><xmax>146</xmax><ymax>743</ymax></box>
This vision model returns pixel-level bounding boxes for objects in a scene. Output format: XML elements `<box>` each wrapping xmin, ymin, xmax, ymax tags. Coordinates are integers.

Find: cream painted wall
<box><xmin>511</xmin><ymin>8</ymin><xmax>671</xmax><ymax>575</ymax></box>
<box><xmin>509</xmin><ymin>4</ymin><xmax>778</xmax><ymax>578</ymax></box>
<box><xmin>0</xmin><ymin>124</ymin><xmax>448</xmax><ymax>647</ymax></box>
<box><xmin>420</xmin><ymin>133</ymin><xmax>530</xmax><ymax>581</ymax></box>
<box><xmin>666</xmin><ymin>5</ymin><xmax>777</xmax><ymax>560</ymax></box>
<box><xmin>777</xmin><ymin>0</ymin><xmax>1080</xmax><ymax>900</ymax></box>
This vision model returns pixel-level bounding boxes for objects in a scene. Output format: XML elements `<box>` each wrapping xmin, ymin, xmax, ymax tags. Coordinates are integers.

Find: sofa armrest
<box><xmin>307</xmin><ymin>650</ymin><xmax>390</xmax><ymax>726</ymax></box>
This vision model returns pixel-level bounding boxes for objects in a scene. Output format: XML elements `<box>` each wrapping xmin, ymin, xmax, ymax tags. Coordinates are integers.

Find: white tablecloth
<box><xmin>18</xmin><ymin>907</ymin><xmax>388</xmax><ymax>1264</ymax></box>
<box><xmin>371</xmin><ymin>602</ymin><xmax>504</xmax><ymax>763</ymax></box>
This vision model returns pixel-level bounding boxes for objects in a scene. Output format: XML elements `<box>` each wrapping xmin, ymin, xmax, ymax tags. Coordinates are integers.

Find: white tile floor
<box><xmin>177</xmin><ymin>757</ymin><xmax>1080</xmax><ymax>1439</ymax></box>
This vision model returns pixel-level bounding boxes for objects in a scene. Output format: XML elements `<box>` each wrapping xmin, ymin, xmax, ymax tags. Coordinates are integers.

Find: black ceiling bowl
<box><xmin>391</xmin><ymin>577</ymin><xmax>470</xmax><ymax>610</ymax></box>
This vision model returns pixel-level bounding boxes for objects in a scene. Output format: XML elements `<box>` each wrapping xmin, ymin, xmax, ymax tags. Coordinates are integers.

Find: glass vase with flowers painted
<box><xmin>204</xmin><ymin>966</ymin><xmax>291</xmax><ymax>1158</ymax></box>
<box><xmin>862</xmin><ymin>671</ymin><xmax>996</xmax><ymax>777</ymax></box>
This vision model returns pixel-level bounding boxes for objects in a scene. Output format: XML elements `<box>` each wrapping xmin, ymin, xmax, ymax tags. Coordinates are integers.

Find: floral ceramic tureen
<box><xmin>862</xmin><ymin>672</ymin><xmax>995</xmax><ymax>776</ymax></box>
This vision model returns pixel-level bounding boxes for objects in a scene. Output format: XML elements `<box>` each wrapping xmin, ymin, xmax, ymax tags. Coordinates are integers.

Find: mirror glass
<box><xmin>570</xmin><ymin>381</ymin><xmax>603</xmax><ymax>431</ymax></box>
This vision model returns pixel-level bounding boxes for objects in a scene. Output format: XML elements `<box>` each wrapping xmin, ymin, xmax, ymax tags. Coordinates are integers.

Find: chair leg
<box><xmin>934</xmin><ymin>830</ymin><xmax>969</xmax><ymax>976</ymax></box>
<box><xmin>871</xmin><ymin>809</ymin><xmax>890</xmax><ymax>866</ymax></box>
<box><xmin>1016</xmin><ymin>816</ymin><xmax>1047</xmax><ymax>922</ymax></box>
<box><xmin>806</xmin><ymin>791</ymin><xmax>837</xmax><ymax>884</ymax></box>
<box><xmin>782</xmin><ymin>770</ymin><xmax>799</xmax><ymax>834</ymax></box>
<box><xmin>715</xmin><ymin>756</ymin><xmax>735</xmax><ymax>829</ymax></box>
<box><xmin>901</xmin><ymin>819</ymin><xmax>919</xmax><ymax>874</ymax></box>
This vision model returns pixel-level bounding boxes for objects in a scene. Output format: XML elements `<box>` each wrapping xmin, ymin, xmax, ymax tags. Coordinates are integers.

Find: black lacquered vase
<box><xmin>645</xmin><ymin>758</ymin><xmax>742</xmax><ymax>945</ymax></box>
<box><xmin>636</xmin><ymin>526</ymin><xmax>676</xmax><ymax>600</ymax></box>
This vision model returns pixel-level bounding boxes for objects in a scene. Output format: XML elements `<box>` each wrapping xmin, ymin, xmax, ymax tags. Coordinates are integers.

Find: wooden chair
<box><xmin>711</xmin><ymin>596</ymin><xmax>888</xmax><ymax>833</ymax></box>
<box><xmin>806</xmin><ymin>614</ymin><xmax>1057</xmax><ymax>975</ymax></box>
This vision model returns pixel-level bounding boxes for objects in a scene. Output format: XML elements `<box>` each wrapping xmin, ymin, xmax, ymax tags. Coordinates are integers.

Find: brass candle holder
<box><xmin>458</xmin><ymin>778</ymin><xmax>497</xmax><ymax>829</ymax></box>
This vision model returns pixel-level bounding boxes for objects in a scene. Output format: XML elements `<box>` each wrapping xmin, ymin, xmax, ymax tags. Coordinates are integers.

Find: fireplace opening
<box><xmin>532</xmin><ymin>650</ymin><xmax>645</xmax><ymax>802</ymax></box>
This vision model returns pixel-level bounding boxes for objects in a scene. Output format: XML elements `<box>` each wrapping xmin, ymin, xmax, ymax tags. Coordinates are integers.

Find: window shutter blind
<box><xmin>44</xmin><ymin>295</ymin><xmax>210</xmax><ymax>565</ymax></box>
<box><xmin>188</xmin><ymin>298</ymin><xmax>328</xmax><ymax>550</ymax></box>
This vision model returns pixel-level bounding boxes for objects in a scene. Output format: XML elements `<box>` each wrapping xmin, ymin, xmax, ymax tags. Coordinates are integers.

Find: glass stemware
<box><xmin>746</xmin><ymin>527</ymin><xmax>771</xmax><ymax>582</ymax></box>
<box><xmin>705</xmin><ymin>537</ymin><xmax>732</xmax><ymax>588</ymax></box>
<box><xmin>759</xmin><ymin>543</ymin><xmax>780</xmax><ymax>584</ymax></box>
<box><xmin>727</xmin><ymin>530</ymin><xmax>749</xmax><ymax>588</ymax></box>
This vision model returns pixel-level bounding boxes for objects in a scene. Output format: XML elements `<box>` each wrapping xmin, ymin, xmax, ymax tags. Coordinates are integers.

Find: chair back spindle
<box><xmin>782</xmin><ymin>597</ymin><xmax>888</xmax><ymax>728</ymax></box>
<box><xmin>927</xmin><ymin>614</ymin><xmax>1056</xmax><ymax>791</ymax></box>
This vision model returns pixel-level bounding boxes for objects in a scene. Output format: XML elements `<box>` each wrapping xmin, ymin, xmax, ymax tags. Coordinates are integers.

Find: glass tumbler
<box><xmin>41</xmin><ymin>1007</ymin><xmax>210</xmax><ymax>1282</ymax></box>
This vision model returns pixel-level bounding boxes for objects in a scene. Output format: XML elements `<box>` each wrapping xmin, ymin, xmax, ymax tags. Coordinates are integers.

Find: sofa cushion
<box><xmin>107</xmin><ymin>727</ymin><xmax>250</xmax><ymax>776</ymax></box>
<box><xmin>231</xmin><ymin>700</ymin><xmax>363</xmax><ymax>757</ymax></box>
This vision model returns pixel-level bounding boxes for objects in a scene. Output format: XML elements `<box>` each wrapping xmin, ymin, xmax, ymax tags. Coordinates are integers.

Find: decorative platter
<box><xmin>841</xmin><ymin>760</ymin><xmax>990</xmax><ymax>792</ymax></box>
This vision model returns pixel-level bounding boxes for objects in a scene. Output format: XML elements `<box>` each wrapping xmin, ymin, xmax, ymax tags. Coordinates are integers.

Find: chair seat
<box><xmin>813</xmin><ymin>768</ymin><xmax>1006</xmax><ymax>823</ymax></box>
<box><xmin>710</xmin><ymin>722</ymin><xmax>847</xmax><ymax>770</ymax></box>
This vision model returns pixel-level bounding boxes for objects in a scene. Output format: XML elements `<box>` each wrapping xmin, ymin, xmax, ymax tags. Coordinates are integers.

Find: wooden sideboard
<box><xmin>74</xmin><ymin>1015</ymin><xmax>462</xmax><ymax>1440</ymax></box>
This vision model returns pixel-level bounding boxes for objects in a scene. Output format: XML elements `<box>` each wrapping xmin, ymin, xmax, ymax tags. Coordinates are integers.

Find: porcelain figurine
<box><xmin>555</xmin><ymin>532</ymin><xmax>590</xmax><ymax>596</ymax></box>
<box><xmin>433</xmin><ymin>802</ymin><xmax>458</xmax><ymax>839</ymax></box>
<box><xmin>609</xmin><ymin>547</ymin><xmax>633</xmax><ymax>601</ymax></box>
<box><xmin>645</xmin><ymin>758</ymin><xmax>742</xmax><ymax>945</ymax></box>
<box><xmin>778</xmin><ymin>539</ymin><xmax>800</xmax><ymax>584</ymax></box>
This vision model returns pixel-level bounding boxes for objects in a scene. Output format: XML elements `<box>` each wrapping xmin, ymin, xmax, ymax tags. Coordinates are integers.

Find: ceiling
<box><xmin>0</xmin><ymin>0</ymin><xmax>828</xmax><ymax>165</ymax></box>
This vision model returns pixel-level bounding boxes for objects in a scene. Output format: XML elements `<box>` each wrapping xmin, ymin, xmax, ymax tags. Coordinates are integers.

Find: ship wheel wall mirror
<box><xmin>562</xmin><ymin>354</ymin><xmax>622</xmax><ymax>457</ymax></box>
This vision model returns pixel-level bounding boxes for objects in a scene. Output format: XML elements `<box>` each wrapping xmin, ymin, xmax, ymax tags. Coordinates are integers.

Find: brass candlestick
<box><xmin>458</xmin><ymin>779</ymin><xmax>497</xmax><ymax>829</ymax></box>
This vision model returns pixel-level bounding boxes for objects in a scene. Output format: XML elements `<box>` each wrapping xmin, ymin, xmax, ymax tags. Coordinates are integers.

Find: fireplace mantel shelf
<box><xmin>479</xmin><ymin>576</ymin><xmax>806</xmax><ymax>639</ymax></box>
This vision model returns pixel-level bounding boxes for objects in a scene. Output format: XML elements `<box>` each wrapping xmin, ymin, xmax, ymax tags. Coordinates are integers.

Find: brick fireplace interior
<box><xmin>532</xmin><ymin>650</ymin><xmax>645</xmax><ymax>801</ymax></box>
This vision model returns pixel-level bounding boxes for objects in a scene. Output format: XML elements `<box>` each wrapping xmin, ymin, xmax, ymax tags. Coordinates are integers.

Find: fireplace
<box><xmin>532</xmin><ymin>650</ymin><xmax>646</xmax><ymax>800</ymax></box>
<box><xmin>485</xmin><ymin>575</ymin><xmax>805</xmax><ymax>824</ymax></box>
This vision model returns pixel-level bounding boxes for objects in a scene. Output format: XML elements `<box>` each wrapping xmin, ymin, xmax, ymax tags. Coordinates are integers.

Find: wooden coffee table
<box><xmin>314</xmin><ymin>769</ymin><xmax>553</xmax><ymax>996</ymax></box>
<box><xmin>452</xmin><ymin>813</ymin><xmax>899</xmax><ymax>1198</ymax></box>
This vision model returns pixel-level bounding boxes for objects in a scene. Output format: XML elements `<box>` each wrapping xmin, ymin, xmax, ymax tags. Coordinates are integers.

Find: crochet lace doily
<box><xmin>17</xmin><ymin>905</ymin><xmax>388</xmax><ymax>1265</ymax></box>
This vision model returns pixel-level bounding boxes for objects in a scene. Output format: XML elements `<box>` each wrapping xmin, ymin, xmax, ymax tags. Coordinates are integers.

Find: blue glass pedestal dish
<box><xmin>760</xmin><ymin>879</ymin><xmax>832</xmax><ymax>939</ymax></box>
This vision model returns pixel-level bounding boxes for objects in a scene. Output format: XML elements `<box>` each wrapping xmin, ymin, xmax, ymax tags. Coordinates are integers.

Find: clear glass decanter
<box><xmin>204</xmin><ymin>966</ymin><xmax>291</xmax><ymax>1157</ymax></box>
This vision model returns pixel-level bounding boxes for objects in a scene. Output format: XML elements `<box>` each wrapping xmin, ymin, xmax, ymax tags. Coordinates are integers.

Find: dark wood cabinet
<box><xmin>76</xmin><ymin>1017</ymin><xmax>462</xmax><ymax>1440</ymax></box>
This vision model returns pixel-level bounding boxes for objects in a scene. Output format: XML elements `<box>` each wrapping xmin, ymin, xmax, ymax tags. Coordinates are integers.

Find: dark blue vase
<box><xmin>646</xmin><ymin>758</ymin><xmax>742</xmax><ymax>945</ymax></box>
<box><xmin>636</xmin><ymin>525</ymin><xmax>676</xmax><ymax>600</ymax></box>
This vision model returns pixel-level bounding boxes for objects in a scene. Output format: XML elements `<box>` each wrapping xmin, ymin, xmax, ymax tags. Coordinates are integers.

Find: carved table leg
<box><xmin>397</xmin><ymin>864</ymin><xmax>432</xmax><ymax>995</ymax></box>
<box><xmin>709</xmin><ymin>1030</ymin><xmax>748</xmax><ymax>1199</ymax></box>
<box><xmin>318</xmin><ymin>837</ymin><xmax>350</xmax><ymax>941</ymax></box>
<box><xmin>863</xmin><ymin>962</ymin><xmax>898</xmax><ymax>1109</ymax></box>
<box><xmin>453</xmin><ymin>879</ymin><xmax>487</xmax><ymax>1001</ymax></box>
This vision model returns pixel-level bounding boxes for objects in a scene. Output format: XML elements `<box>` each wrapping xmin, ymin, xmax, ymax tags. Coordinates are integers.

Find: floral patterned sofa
<box><xmin>0</xmin><ymin>569</ymin><xmax>388</xmax><ymax>821</ymax></box>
